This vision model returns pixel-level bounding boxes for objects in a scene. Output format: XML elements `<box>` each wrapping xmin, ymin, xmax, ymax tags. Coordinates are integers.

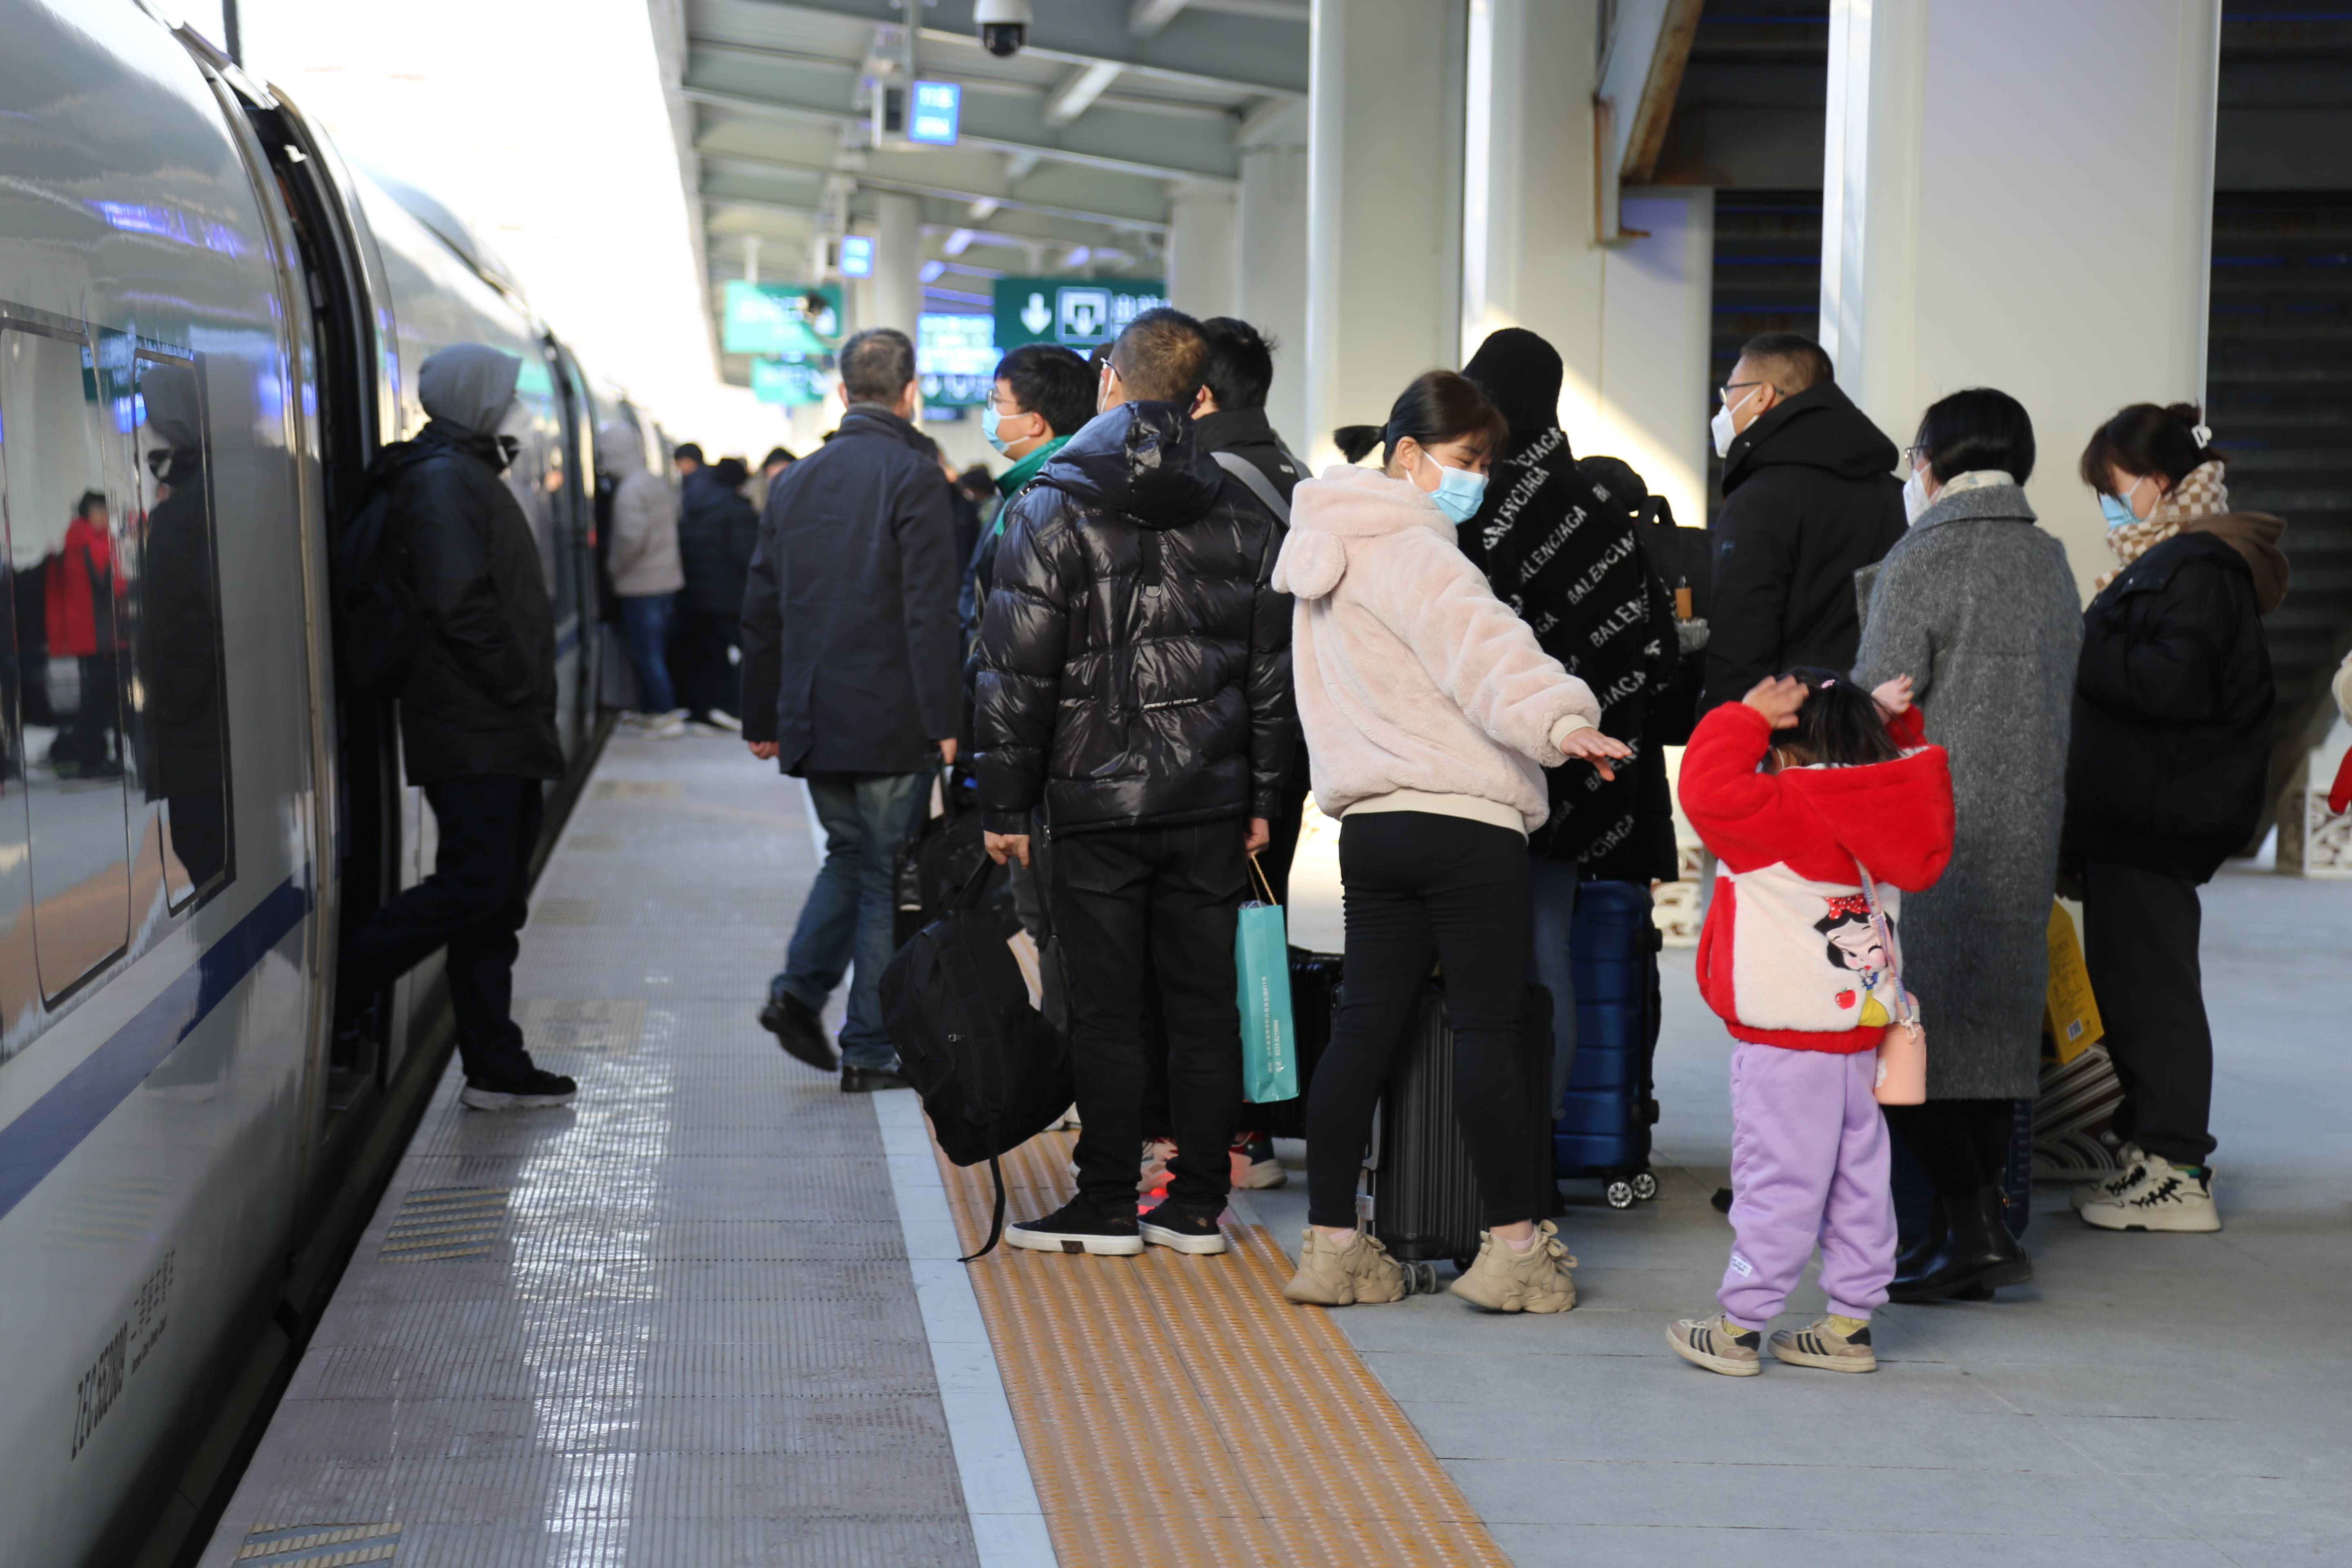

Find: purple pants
<box><xmin>1720</xmin><ymin>1042</ymin><xmax>1896</xmax><ymax>1325</ymax></box>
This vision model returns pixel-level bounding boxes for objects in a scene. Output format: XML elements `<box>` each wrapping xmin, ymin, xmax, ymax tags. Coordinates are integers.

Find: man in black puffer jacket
<box><xmin>976</xmin><ymin>307</ymin><xmax>1292</xmax><ymax>1256</ymax></box>
<box><xmin>336</xmin><ymin>343</ymin><xmax>573</xmax><ymax>1111</ymax></box>
<box><xmin>672</xmin><ymin>455</ymin><xmax>758</xmax><ymax>728</ymax></box>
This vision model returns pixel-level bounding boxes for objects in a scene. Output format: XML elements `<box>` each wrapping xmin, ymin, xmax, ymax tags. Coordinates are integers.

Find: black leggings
<box><xmin>1883</xmin><ymin>1098</ymin><xmax>2015</xmax><ymax>1203</ymax></box>
<box><xmin>1305</xmin><ymin>811</ymin><xmax>1539</xmax><ymax>1230</ymax></box>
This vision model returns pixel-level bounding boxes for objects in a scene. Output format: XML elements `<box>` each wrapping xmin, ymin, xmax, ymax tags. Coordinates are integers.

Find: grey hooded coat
<box><xmin>1852</xmin><ymin>481</ymin><xmax>2081</xmax><ymax>1100</ymax></box>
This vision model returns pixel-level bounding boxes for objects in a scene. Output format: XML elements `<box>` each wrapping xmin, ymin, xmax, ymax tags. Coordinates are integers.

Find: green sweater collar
<box><xmin>995</xmin><ymin>434</ymin><xmax>1069</xmax><ymax>499</ymax></box>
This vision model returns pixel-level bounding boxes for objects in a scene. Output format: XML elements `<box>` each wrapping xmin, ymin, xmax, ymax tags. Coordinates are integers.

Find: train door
<box><xmin>546</xmin><ymin>336</ymin><xmax>600</xmax><ymax>749</ymax></box>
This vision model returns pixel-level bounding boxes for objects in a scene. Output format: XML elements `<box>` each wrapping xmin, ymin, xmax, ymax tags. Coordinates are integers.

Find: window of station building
<box><xmin>126</xmin><ymin>353</ymin><xmax>233</xmax><ymax>912</ymax></box>
<box><xmin>0</xmin><ymin>321</ymin><xmax>133</xmax><ymax>1004</ymax></box>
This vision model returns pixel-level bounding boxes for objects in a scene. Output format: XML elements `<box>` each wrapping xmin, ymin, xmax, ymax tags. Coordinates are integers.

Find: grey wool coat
<box><xmin>1853</xmin><ymin>482</ymin><xmax>2081</xmax><ymax>1100</ymax></box>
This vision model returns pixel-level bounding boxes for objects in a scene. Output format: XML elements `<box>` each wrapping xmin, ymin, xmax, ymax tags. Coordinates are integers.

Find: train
<box><xmin>0</xmin><ymin>3</ymin><xmax>652</xmax><ymax>1560</ymax></box>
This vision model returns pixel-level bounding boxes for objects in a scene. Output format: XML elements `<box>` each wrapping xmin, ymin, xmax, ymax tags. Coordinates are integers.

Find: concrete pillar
<box><xmin>1238</xmin><ymin>116</ymin><xmax>1310</xmax><ymax>451</ymax></box>
<box><xmin>872</xmin><ymin>191</ymin><xmax>923</xmax><ymax>339</ymax></box>
<box><xmin>1168</xmin><ymin>179</ymin><xmax>1241</xmax><ymax>322</ymax></box>
<box><xmin>1820</xmin><ymin>0</ymin><xmax>2221</xmax><ymax>597</ymax></box>
<box><xmin>1305</xmin><ymin>0</ymin><xmax>1468</xmax><ymax>469</ymax></box>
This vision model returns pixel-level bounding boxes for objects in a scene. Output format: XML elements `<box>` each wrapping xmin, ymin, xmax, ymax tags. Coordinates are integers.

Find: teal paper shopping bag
<box><xmin>1236</xmin><ymin>855</ymin><xmax>1297</xmax><ymax>1104</ymax></box>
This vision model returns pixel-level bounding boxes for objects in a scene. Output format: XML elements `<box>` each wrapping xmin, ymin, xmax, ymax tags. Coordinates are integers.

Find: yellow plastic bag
<box><xmin>2043</xmin><ymin>900</ymin><xmax>2104</xmax><ymax>1065</ymax></box>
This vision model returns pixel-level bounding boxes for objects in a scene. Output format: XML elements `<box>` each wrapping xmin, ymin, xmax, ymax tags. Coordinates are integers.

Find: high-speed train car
<box><xmin>0</xmin><ymin>4</ymin><xmax>629</xmax><ymax>1561</ymax></box>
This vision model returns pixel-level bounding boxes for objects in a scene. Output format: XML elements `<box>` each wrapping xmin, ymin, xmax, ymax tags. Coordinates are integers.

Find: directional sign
<box><xmin>750</xmin><ymin>356</ymin><xmax>825</xmax><ymax>405</ymax></box>
<box><xmin>992</xmin><ymin>277</ymin><xmax>1168</xmax><ymax>352</ymax></box>
<box><xmin>917</xmin><ymin>312</ymin><xmax>995</xmax><ymax>406</ymax></box>
<box><xmin>838</xmin><ymin>234</ymin><xmax>875</xmax><ymax>279</ymax></box>
<box><xmin>909</xmin><ymin>80</ymin><xmax>961</xmax><ymax>146</ymax></box>
<box><xmin>722</xmin><ymin>282</ymin><xmax>842</xmax><ymax>357</ymax></box>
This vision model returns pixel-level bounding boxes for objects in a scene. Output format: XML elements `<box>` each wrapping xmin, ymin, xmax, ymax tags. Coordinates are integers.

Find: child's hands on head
<box><xmin>1742</xmin><ymin>675</ymin><xmax>1809</xmax><ymax>730</ymax></box>
<box><xmin>1872</xmin><ymin>675</ymin><xmax>1914</xmax><ymax>716</ymax></box>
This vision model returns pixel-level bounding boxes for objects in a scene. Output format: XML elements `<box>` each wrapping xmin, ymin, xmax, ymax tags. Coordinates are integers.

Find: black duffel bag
<box><xmin>880</xmin><ymin>860</ymin><xmax>1072</xmax><ymax>1258</ymax></box>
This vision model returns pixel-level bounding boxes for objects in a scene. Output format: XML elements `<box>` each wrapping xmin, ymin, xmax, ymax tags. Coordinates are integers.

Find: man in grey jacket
<box><xmin>603</xmin><ymin>421</ymin><xmax>685</xmax><ymax>737</ymax></box>
<box><xmin>337</xmin><ymin>343</ymin><xmax>575</xmax><ymax>1110</ymax></box>
<box><xmin>740</xmin><ymin>327</ymin><xmax>960</xmax><ymax>1091</ymax></box>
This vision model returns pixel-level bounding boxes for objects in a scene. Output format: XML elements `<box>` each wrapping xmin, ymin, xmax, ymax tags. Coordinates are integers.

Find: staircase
<box><xmin>1704</xmin><ymin>191</ymin><xmax>1824</xmax><ymax>528</ymax></box>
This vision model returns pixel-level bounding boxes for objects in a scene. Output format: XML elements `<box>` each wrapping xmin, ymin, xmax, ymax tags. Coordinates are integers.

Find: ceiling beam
<box><xmin>729</xmin><ymin>0</ymin><xmax>1307</xmax><ymax>99</ymax></box>
<box><xmin>695</xmin><ymin>146</ymin><xmax>1172</xmax><ymax>230</ymax></box>
<box><xmin>1129</xmin><ymin>0</ymin><xmax>1190</xmax><ymax>38</ymax></box>
<box><xmin>1043</xmin><ymin>62</ymin><xmax>1124</xmax><ymax>125</ymax></box>
<box><xmin>702</xmin><ymin>187</ymin><xmax>1161</xmax><ymax>252</ymax></box>
<box><xmin>682</xmin><ymin>78</ymin><xmax>1238</xmax><ymax>183</ymax></box>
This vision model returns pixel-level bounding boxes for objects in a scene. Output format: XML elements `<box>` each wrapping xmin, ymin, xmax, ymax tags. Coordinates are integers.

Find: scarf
<box><xmin>2096</xmin><ymin>459</ymin><xmax>2228</xmax><ymax>590</ymax></box>
<box><xmin>994</xmin><ymin>434</ymin><xmax>1070</xmax><ymax>502</ymax></box>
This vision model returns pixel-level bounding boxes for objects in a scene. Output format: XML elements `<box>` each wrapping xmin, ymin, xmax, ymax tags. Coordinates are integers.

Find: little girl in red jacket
<box><xmin>1666</xmin><ymin>669</ymin><xmax>1954</xmax><ymax>1377</ymax></box>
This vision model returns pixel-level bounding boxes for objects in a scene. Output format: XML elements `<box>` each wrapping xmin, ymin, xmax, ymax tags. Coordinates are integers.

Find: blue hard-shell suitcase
<box><xmin>1553</xmin><ymin>880</ymin><xmax>1664</xmax><ymax>1207</ymax></box>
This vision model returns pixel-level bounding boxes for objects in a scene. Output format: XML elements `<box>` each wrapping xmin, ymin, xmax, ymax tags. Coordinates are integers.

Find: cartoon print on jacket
<box><xmin>1816</xmin><ymin>895</ymin><xmax>1893</xmax><ymax>1027</ymax></box>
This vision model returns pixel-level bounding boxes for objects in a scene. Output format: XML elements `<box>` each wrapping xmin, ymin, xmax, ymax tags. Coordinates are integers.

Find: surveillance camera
<box><xmin>974</xmin><ymin>0</ymin><xmax>1031</xmax><ymax>56</ymax></box>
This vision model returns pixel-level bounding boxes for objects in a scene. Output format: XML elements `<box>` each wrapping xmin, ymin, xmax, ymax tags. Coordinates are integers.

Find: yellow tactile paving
<box><xmin>937</xmin><ymin>1131</ymin><xmax>1513</xmax><ymax>1568</ymax></box>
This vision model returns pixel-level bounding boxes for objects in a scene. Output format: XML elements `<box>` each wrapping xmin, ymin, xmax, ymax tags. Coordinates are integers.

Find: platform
<box><xmin>203</xmin><ymin>729</ymin><xmax>2352</xmax><ymax>1568</ymax></box>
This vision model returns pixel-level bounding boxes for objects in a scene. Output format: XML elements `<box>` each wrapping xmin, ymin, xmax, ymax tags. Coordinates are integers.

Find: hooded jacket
<box><xmin>675</xmin><ymin>465</ymin><xmax>759</xmax><ymax>617</ymax></box>
<box><xmin>1703</xmin><ymin>380</ymin><xmax>1907</xmax><ymax>709</ymax></box>
<box><xmin>389</xmin><ymin>343</ymin><xmax>563</xmax><ymax>785</ymax></box>
<box><xmin>1683</xmin><ymin>701</ymin><xmax>1954</xmax><ymax>1051</ymax></box>
<box><xmin>2065</xmin><ymin>521</ymin><xmax>2279</xmax><ymax>882</ymax></box>
<box><xmin>739</xmin><ymin>403</ymin><xmax>961</xmax><ymax>775</ymax></box>
<box><xmin>1193</xmin><ymin>405</ymin><xmax>1305</xmax><ymax>510</ymax></box>
<box><xmin>1275</xmin><ymin>464</ymin><xmax>1601</xmax><ymax>836</ymax></box>
<box><xmin>601</xmin><ymin>423</ymin><xmax>683</xmax><ymax>597</ymax></box>
<box><xmin>975</xmin><ymin>401</ymin><xmax>1291</xmax><ymax>835</ymax></box>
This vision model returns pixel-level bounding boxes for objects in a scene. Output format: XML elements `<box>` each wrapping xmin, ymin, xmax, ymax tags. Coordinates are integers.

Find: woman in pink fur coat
<box><xmin>1274</xmin><ymin>370</ymin><xmax>1630</xmax><ymax>1314</ymax></box>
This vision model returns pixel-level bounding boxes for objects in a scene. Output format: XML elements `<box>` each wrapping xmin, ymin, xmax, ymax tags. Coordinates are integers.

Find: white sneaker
<box><xmin>2071</xmin><ymin>1143</ymin><xmax>2150</xmax><ymax>1212</ymax></box>
<box><xmin>1229</xmin><ymin>1136</ymin><xmax>1287</xmax><ymax>1190</ymax></box>
<box><xmin>645</xmin><ymin>710</ymin><xmax>688</xmax><ymax>740</ymax></box>
<box><xmin>2080</xmin><ymin>1162</ymin><xmax>2220</xmax><ymax>1233</ymax></box>
<box><xmin>703</xmin><ymin>709</ymin><xmax>743</xmax><ymax>732</ymax></box>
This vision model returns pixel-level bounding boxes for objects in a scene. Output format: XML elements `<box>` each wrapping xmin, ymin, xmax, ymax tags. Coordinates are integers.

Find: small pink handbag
<box><xmin>1853</xmin><ymin>860</ymin><xmax>1926</xmax><ymax>1105</ymax></box>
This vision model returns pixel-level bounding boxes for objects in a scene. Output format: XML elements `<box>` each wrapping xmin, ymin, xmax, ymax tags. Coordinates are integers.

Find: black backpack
<box><xmin>332</xmin><ymin>443</ymin><xmax>431</xmax><ymax>702</ymax></box>
<box><xmin>880</xmin><ymin>860</ymin><xmax>1072</xmax><ymax>1258</ymax></box>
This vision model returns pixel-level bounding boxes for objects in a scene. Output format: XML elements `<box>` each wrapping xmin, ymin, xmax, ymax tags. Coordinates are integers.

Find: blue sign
<box><xmin>838</xmin><ymin>234</ymin><xmax>875</xmax><ymax>278</ymax></box>
<box><xmin>909</xmin><ymin>80</ymin><xmax>961</xmax><ymax>146</ymax></box>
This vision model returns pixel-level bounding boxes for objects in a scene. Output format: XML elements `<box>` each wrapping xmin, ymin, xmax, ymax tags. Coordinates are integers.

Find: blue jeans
<box><xmin>619</xmin><ymin>592</ymin><xmax>677</xmax><ymax>714</ymax></box>
<box><xmin>776</xmin><ymin>771</ymin><xmax>929</xmax><ymax>1069</ymax></box>
<box><xmin>1529</xmin><ymin>861</ymin><xmax>1580</xmax><ymax>1119</ymax></box>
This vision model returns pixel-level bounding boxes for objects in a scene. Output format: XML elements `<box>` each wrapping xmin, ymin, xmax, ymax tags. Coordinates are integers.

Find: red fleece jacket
<box><xmin>1681</xmin><ymin>701</ymin><xmax>1955</xmax><ymax>1050</ymax></box>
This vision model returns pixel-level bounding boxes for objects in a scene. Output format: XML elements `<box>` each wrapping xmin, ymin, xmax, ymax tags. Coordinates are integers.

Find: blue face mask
<box><xmin>2098</xmin><ymin>493</ymin><xmax>2136</xmax><ymax>530</ymax></box>
<box><xmin>1415</xmin><ymin>450</ymin><xmax>1488</xmax><ymax>525</ymax></box>
<box><xmin>982</xmin><ymin>399</ymin><xmax>1011</xmax><ymax>456</ymax></box>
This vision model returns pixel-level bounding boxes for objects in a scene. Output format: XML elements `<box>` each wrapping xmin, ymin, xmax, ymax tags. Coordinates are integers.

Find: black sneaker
<box><xmin>840</xmin><ymin>1063</ymin><xmax>911</xmax><ymax>1093</ymax></box>
<box><xmin>460</xmin><ymin>1066</ymin><xmax>578</xmax><ymax>1110</ymax></box>
<box><xmin>759</xmin><ymin>990</ymin><xmax>840</xmax><ymax>1074</ymax></box>
<box><xmin>1140</xmin><ymin>1198</ymin><xmax>1229</xmax><ymax>1255</ymax></box>
<box><xmin>1008</xmin><ymin>1195</ymin><xmax>1143</xmax><ymax>1256</ymax></box>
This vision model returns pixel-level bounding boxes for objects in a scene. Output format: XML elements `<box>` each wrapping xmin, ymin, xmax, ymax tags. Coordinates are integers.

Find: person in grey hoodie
<box><xmin>602</xmin><ymin>420</ymin><xmax>685</xmax><ymax>736</ymax></box>
<box><xmin>336</xmin><ymin>343</ymin><xmax>574</xmax><ymax>1110</ymax></box>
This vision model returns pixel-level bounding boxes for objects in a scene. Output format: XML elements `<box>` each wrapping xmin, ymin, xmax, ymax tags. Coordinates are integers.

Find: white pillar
<box><xmin>1239</xmin><ymin>116</ymin><xmax>1310</xmax><ymax>451</ymax></box>
<box><xmin>1168</xmin><ymin>179</ymin><xmax>1240</xmax><ymax>322</ymax></box>
<box><xmin>1821</xmin><ymin>0</ymin><xmax>2220</xmax><ymax>598</ymax></box>
<box><xmin>1591</xmin><ymin>187</ymin><xmax>1715</xmax><ymax>534</ymax></box>
<box><xmin>1305</xmin><ymin>0</ymin><xmax>1467</xmax><ymax>469</ymax></box>
<box><xmin>872</xmin><ymin>191</ymin><xmax>923</xmax><ymax>339</ymax></box>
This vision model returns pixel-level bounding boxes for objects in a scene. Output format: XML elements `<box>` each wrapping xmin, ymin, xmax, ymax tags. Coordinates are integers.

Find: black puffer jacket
<box><xmin>2064</xmin><ymin>530</ymin><xmax>2275</xmax><ymax>883</ymax></box>
<box><xmin>390</xmin><ymin>422</ymin><xmax>563</xmax><ymax>785</ymax></box>
<box><xmin>1703</xmin><ymin>381</ymin><xmax>1907</xmax><ymax>710</ymax></box>
<box><xmin>676</xmin><ymin>468</ymin><xmax>759</xmax><ymax>616</ymax></box>
<box><xmin>975</xmin><ymin>401</ymin><xmax>1292</xmax><ymax>835</ymax></box>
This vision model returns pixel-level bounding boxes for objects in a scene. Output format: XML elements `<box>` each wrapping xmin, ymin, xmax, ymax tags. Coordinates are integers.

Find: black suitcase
<box><xmin>1367</xmin><ymin>983</ymin><xmax>1556</xmax><ymax>1272</ymax></box>
<box><xmin>1249</xmin><ymin>949</ymin><xmax>1341</xmax><ymax>1139</ymax></box>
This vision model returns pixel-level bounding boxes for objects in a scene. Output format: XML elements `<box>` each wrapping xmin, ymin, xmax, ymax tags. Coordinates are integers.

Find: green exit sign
<box><xmin>992</xmin><ymin>277</ymin><xmax>1167</xmax><ymax>352</ymax></box>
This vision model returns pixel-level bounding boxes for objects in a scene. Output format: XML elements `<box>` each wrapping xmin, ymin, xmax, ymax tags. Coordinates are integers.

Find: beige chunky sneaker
<box><xmin>1768</xmin><ymin>1315</ymin><xmax>1878</xmax><ymax>1373</ymax></box>
<box><xmin>1448</xmin><ymin>1221</ymin><xmax>1577</xmax><ymax>1313</ymax></box>
<box><xmin>2071</xmin><ymin>1143</ymin><xmax>2149</xmax><ymax>1212</ymax></box>
<box><xmin>1667</xmin><ymin>1312</ymin><xmax>1762</xmax><ymax>1376</ymax></box>
<box><xmin>1283</xmin><ymin>1227</ymin><xmax>1423</xmax><ymax>1306</ymax></box>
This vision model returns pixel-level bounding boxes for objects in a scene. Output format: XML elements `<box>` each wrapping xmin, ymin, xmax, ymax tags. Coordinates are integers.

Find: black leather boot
<box><xmin>1893</xmin><ymin>1196</ymin><xmax>1946</xmax><ymax>1279</ymax></box>
<box><xmin>1886</xmin><ymin>1184</ymin><xmax>2031</xmax><ymax>1302</ymax></box>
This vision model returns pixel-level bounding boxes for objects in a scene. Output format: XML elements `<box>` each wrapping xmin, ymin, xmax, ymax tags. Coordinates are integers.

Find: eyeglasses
<box><xmin>1719</xmin><ymin>381</ymin><xmax>1762</xmax><ymax>406</ymax></box>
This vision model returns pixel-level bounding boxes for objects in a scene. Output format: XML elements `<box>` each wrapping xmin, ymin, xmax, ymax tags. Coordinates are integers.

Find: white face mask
<box><xmin>1711</xmin><ymin>385</ymin><xmax>1763</xmax><ymax>459</ymax></box>
<box><xmin>1902</xmin><ymin>463</ymin><xmax>1932</xmax><ymax>525</ymax></box>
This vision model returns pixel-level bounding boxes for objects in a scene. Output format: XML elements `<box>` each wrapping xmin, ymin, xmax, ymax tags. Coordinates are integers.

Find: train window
<box><xmin>127</xmin><ymin>355</ymin><xmax>233</xmax><ymax>910</ymax></box>
<box><xmin>0</xmin><ymin>324</ymin><xmax>132</xmax><ymax>1002</ymax></box>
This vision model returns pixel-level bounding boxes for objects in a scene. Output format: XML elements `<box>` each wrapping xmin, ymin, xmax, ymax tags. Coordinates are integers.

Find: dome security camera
<box><xmin>975</xmin><ymin>0</ymin><xmax>1031</xmax><ymax>56</ymax></box>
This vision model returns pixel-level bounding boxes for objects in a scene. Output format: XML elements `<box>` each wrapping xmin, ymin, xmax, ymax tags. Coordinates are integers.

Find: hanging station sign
<box><xmin>722</xmin><ymin>282</ymin><xmax>842</xmax><ymax>357</ymax></box>
<box><xmin>916</xmin><ymin>312</ymin><xmax>995</xmax><ymax>406</ymax></box>
<box><xmin>991</xmin><ymin>277</ymin><xmax>1168</xmax><ymax>352</ymax></box>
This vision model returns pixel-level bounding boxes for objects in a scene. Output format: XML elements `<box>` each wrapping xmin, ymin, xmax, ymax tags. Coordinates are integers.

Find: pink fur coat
<box><xmin>1274</xmin><ymin>464</ymin><xmax>1602</xmax><ymax>835</ymax></box>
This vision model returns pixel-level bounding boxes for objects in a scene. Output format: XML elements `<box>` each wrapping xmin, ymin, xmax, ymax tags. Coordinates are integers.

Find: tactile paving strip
<box><xmin>235</xmin><ymin>1522</ymin><xmax>400</xmax><ymax>1564</ymax></box>
<box><xmin>938</xmin><ymin>1131</ymin><xmax>1511</xmax><ymax>1568</ymax></box>
<box><xmin>378</xmin><ymin>1188</ymin><xmax>508</xmax><ymax>1263</ymax></box>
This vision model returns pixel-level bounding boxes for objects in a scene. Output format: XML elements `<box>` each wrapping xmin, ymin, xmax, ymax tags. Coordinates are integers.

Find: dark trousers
<box><xmin>670</xmin><ymin>607</ymin><xmax>742</xmax><ymax>723</ymax></box>
<box><xmin>2083</xmin><ymin>859</ymin><xmax>2216</xmax><ymax>1164</ymax></box>
<box><xmin>1054</xmin><ymin>821</ymin><xmax>1248</xmax><ymax>1216</ymax></box>
<box><xmin>338</xmin><ymin>775</ymin><xmax>543</xmax><ymax>1081</ymax></box>
<box><xmin>1305</xmin><ymin>811</ymin><xmax>1540</xmax><ymax>1230</ymax></box>
<box><xmin>1883</xmin><ymin>1098</ymin><xmax>2016</xmax><ymax>1201</ymax></box>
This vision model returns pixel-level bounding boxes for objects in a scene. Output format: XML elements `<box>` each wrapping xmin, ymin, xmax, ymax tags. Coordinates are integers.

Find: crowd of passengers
<box><xmin>356</xmin><ymin>307</ymin><xmax>2323</xmax><ymax>1376</ymax></box>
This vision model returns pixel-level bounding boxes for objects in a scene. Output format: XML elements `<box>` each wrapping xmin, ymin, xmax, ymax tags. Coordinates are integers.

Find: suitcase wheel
<box><xmin>1452</xmin><ymin>1253</ymin><xmax>1478</xmax><ymax>1276</ymax></box>
<box><xmin>1630</xmin><ymin>1170</ymin><xmax>1659</xmax><ymax>1202</ymax></box>
<box><xmin>1403</xmin><ymin>1261</ymin><xmax>1441</xmax><ymax>1296</ymax></box>
<box><xmin>1604</xmin><ymin>1179</ymin><xmax>1637</xmax><ymax>1209</ymax></box>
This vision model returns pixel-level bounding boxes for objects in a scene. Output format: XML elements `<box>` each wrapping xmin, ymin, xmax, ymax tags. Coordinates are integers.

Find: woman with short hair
<box><xmin>2064</xmin><ymin>403</ymin><xmax>2284</xmax><ymax>1234</ymax></box>
<box><xmin>1851</xmin><ymin>388</ymin><xmax>2082</xmax><ymax>1301</ymax></box>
